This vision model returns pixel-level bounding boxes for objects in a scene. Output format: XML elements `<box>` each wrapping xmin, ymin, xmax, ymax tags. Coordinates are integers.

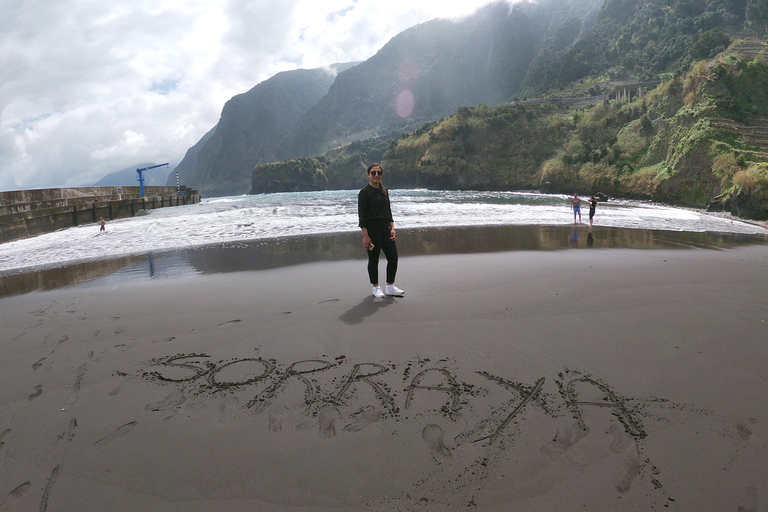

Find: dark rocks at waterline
<box><xmin>731</xmin><ymin>188</ymin><xmax>768</xmax><ymax>220</ymax></box>
<box><xmin>707</xmin><ymin>195</ymin><xmax>731</xmax><ymax>212</ymax></box>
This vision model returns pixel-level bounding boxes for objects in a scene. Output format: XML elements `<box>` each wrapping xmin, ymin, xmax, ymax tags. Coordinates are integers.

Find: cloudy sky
<box><xmin>0</xmin><ymin>0</ymin><xmax>499</xmax><ymax>192</ymax></box>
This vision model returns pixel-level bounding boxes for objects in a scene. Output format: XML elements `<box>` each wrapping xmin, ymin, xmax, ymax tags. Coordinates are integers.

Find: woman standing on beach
<box><xmin>358</xmin><ymin>164</ymin><xmax>405</xmax><ymax>298</ymax></box>
<box><xmin>588</xmin><ymin>196</ymin><xmax>598</xmax><ymax>226</ymax></box>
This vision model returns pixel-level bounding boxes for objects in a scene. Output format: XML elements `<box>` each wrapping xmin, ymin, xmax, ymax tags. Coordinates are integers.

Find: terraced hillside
<box><xmin>710</xmin><ymin>118</ymin><xmax>768</xmax><ymax>162</ymax></box>
<box><xmin>731</xmin><ymin>37</ymin><xmax>768</xmax><ymax>63</ymax></box>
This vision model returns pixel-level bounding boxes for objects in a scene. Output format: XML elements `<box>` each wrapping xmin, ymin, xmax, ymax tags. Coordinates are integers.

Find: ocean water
<box><xmin>1</xmin><ymin>189</ymin><xmax>765</xmax><ymax>276</ymax></box>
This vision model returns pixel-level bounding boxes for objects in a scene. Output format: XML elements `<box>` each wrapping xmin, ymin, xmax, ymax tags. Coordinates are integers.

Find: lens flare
<box><xmin>396</xmin><ymin>90</ymin><xmax>414</xmax><ymax>118</ymax></box>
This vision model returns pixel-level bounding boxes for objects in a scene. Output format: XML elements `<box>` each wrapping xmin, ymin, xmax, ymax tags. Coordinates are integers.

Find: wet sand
<box><xmin>1</xmin><ymin>238</ymin><xmax>767</xmax><ymax>511</ymax></box>
<box><xmin>1</xmin><ymin>224</ymin><xmax>763</xmax><ymax>298</ymax></box>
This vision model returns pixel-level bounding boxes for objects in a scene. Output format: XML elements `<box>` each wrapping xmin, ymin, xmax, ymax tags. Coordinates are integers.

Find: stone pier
<box><xmin>0</xmin><ymin>185</ymin><xmax>200</xmax><ymax>244</ymax></box>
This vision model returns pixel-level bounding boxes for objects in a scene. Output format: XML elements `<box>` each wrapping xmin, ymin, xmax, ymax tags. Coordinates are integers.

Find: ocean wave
<box><xmin>0</xmin><ymin>190</ymin><xmax>764</xmax><ymax>273</ymax></box>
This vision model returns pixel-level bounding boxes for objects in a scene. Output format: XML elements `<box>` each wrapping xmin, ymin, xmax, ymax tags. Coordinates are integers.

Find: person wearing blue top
<box><xmin>570</xmin><ymin>193</ymin><xmax>582</xmax><ymax>224</ymax></box>
<box><xmin>358</xmin><ymin>164</ymin><xmax>405</xmax><ymax>298</ymax></box>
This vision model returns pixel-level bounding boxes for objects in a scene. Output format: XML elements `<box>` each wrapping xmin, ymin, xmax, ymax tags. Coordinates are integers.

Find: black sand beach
<box><xmin>1</xmin><ymin>224</ymin><xmax>764</xmax><ymax>297</ymax></box>
<box><xmin>1</xmin><ymin>226</ymin><xmax>767</xmax><ymax>511</ymax></box>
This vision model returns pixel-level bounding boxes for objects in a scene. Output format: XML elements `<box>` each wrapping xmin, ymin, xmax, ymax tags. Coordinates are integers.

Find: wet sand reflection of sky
<box><xmin>1</xmin><ymin>225</ymin><xmax>765</xmax><ymax>298</ymax></box>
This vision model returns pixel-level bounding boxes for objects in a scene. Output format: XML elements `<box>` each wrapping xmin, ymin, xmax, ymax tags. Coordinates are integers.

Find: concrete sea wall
<box><xmin>0</xmin><ymin>186</ymin><xmax>200</xmax><ymax>244</ymax></box>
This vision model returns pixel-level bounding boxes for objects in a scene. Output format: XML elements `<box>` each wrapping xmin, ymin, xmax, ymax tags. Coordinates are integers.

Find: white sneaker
<box><xmin>385</xmin><ymin>284</ymin><xmax>405</xmax><ymax>296</ymax></box>
<box><xmin>372</xmin><ymin>286</ymin><xmax>385</xmax><ymax>298</ymax></box>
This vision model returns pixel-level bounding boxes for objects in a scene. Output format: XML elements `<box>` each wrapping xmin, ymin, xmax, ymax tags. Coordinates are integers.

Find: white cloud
<box><xmin>0</xmin><ymin>0</ymin><xmax>496</xmax><ymax>191</ymax></box>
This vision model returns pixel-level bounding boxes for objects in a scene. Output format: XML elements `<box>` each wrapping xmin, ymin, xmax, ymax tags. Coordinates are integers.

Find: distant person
<box><xmin>588</xmin><ymin>196</ymin><xmax>598</xmax><ymax>226</ymax></box>
<box><xmin>99</xmin><ymin>216</ymin><xmax>106</xmax><ymax>232</ymax></box>
<box><xmin>358</xmin><ymin>164</ymin><xmax>405</xmax><ymax>298</ymax></box>
<box><xmin>570</xmin><ymin>193</ymin><xmax>582</xmax><ymax>223</ymax></box>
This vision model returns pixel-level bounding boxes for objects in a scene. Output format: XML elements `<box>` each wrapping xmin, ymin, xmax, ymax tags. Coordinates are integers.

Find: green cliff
<box><xmin>391</xmin><ymin>40</ymin><xmax>768</xmax><ymax>219</ymax></box>
<box><xmin>252</xmin><ymin>0</ymin><xmax>768</xmax><ymax>220</ymax></box>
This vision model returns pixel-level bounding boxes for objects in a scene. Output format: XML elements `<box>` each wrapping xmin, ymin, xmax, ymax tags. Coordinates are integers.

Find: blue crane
<box><xmin>136</xmin><ymin>163</ymin><xmax>169</xmax><ymax>198</ymax></box>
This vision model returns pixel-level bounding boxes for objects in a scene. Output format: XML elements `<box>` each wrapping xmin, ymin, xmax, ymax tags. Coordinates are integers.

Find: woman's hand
<box><xmin>389</xmin><ymin>227</ymin><xmax>396</xmax><ymax>241</ymax></box>
<box><xmin>362</xmin><ymin>234</ymin><xmax>372</xmax><ymax>249</ymax></box>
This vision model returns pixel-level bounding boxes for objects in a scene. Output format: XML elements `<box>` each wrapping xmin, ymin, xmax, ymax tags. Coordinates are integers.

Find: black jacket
<box><xmin>358</xmin><ymin>185</ymin><xmax>393</xmax><ymax>229</ymax></box>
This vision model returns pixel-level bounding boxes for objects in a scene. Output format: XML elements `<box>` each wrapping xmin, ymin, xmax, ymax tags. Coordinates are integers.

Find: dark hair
<box><xmin>366</xmin><ymin>163</ymin><xmax>387</xmax><ymax>195</ymax></box>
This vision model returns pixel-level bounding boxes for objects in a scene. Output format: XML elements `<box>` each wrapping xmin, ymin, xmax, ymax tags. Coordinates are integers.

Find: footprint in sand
<box><xmin>28</xmin><ymin>385</ymin><xmax>42</xmax><ymax>401</ymax></box>
<box><xmin>0</xmin><ymin>428</ymin><xmax>10</xmax><ymax>450</ymax></box>
<box><xmin>32</xmin><ymin>357</ymin><xmax>46</xmax><ymax>369</ymax></box>
<box><xmin>318</xmin><ymin>407</ymin><xmax>341</xmax><ymax>439</ymax></box>
<box><xmin>615</xmin><ymin>454</ymin><xmax>643</xmax><ymax>494</ymax></box>
<box><xmin>609</xmin><ymin>424</ymin><xmax>633</xmax><ymax>454</ymax></box>
<box><xmin>541</xmin><ymin>422</ymin><xmax>590</xmax><ymax>457</ymax></box>
<box><xmin>73</xmin><ymin>364</ymin><xmax>87</xmax><ymax>393</ymax></box>
<box><xmin>66</xmin><ymin>417</ymin><xmax>78</xmax><ymax>442</ymax></box>
<box><xmin>218</xmin><ymin>397</ymin><xmax>241</xmax><ymax>424</ymax></box>
<box><xmin>216</xmin><ymin>319</ymin><xmax>241</xmax><ymax>327</ymax></box>
<box><xmin>343</xmin><ymin>409</ymin><xmax>383</xmax><ymax>432</ymax></box>
<box><xmin>145</xmin><ymin>391</ymin><xmax>186</xmax><ymax>411</ymax></box>
<box><xmin>109</xmin><ymin>379</ymin><xmax>129</xmax><ymax>397</ymax></box>
<box><xmin>737</xmin><ymin>418</ymin><xmax>757</xmax><ymax>441</ymax></box>
<box><xmin>268</xmin><ymin>405</ymin><xmax>291</xmax><ymax>433</ymax></box>
<box><xmin>422</xmin><ymin>424</ymin><xmax>452</xmax><ymax>458</ymax></box>
<box><xmin>93</xmin><ymin>421</ymin><xmax>137</xmax><ymax>449</ymax></box>
<box><xmin>607</xmin><ymin>423</ymin><xmax>642</xmax><ymax>493</ymax></box>
<box><xmin>114</xmin><ymin>326</ymin><xmax>124</xmax><ymax>334</ymax></box>
<box><xmin>737</xmin><ymin>487</ymin><xmax>759</xmax><ymax>512</ymax></box>
<box><xmin>58</xmin><ymin>335</ymin><xmax>69</xmax><ymax>344</ymax></box>
<box><xmin>0</xmin><ymin>481</ymin><xmax>31</xmax><ymax>510</ymax></box>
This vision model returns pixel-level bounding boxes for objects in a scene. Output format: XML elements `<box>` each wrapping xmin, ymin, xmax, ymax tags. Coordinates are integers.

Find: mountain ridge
<box><xmin>167</xmin><ymin>64</ymin><xmax>357</xmax><ymax>196</ymax></box>
<box><xmin>172</xmin><ymin>0</ymin><xmax>602</xmax><ymax>196</ymax></box>
<box><xmin>248</xmin><ymin>0</ymin><xmax>768</xmax><ymax>219</ymax></box>
<box><xmin>95</xmin><ymin>162</ymin><xmax>172</xmax><ymax>187</ymax></box>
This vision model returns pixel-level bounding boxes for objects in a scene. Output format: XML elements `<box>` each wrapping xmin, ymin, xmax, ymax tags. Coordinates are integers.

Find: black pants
<box><xmin>367</xmin><ymin>227</ymin><xmax>398</xmax><ymax>285</ymax></box>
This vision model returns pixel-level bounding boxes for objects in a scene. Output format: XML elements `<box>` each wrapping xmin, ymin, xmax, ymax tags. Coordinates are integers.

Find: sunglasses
<box><xmin>370</xmin><ymin>170</ymin><xmax>383</xmax><ymax>176</ymax></box>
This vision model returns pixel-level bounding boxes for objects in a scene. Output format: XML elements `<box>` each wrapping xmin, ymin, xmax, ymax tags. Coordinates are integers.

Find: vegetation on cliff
<box><xmin>523</xmin><ymin>0</ymin><xmax>756</xmax><ymax>93</ymax></box>
<box><xmin>381</xmin><ymin>41</ymin><xmax>768</xmax><ymax>218</ymax></box>
<box><xmin>539</xmin><ymin>44</ymin><xmax>768</xmax><ymax>217</ymax></box>
<box><xmin>382</xmin><ymin>104</ymin><xmax>572</xmax><ymax>189</ymax></box>
<box><xmin>250</xmin><ymin>135</ymin><xmax>395</xmax><ymax>194</ymax></box>
<box><xmin>251</xmin><ymin>103</ymin><xmax>572</xmax><ymax>193</ymax></box>
<box><xmin>249</xmin><ymin>0</ymin><xmax>768</xmax><ymax>219</ymax></box>
<box><xmin>253</xmin><ymin>39</ymin><xmax>768</xmax><ymax>219</ymax></box>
